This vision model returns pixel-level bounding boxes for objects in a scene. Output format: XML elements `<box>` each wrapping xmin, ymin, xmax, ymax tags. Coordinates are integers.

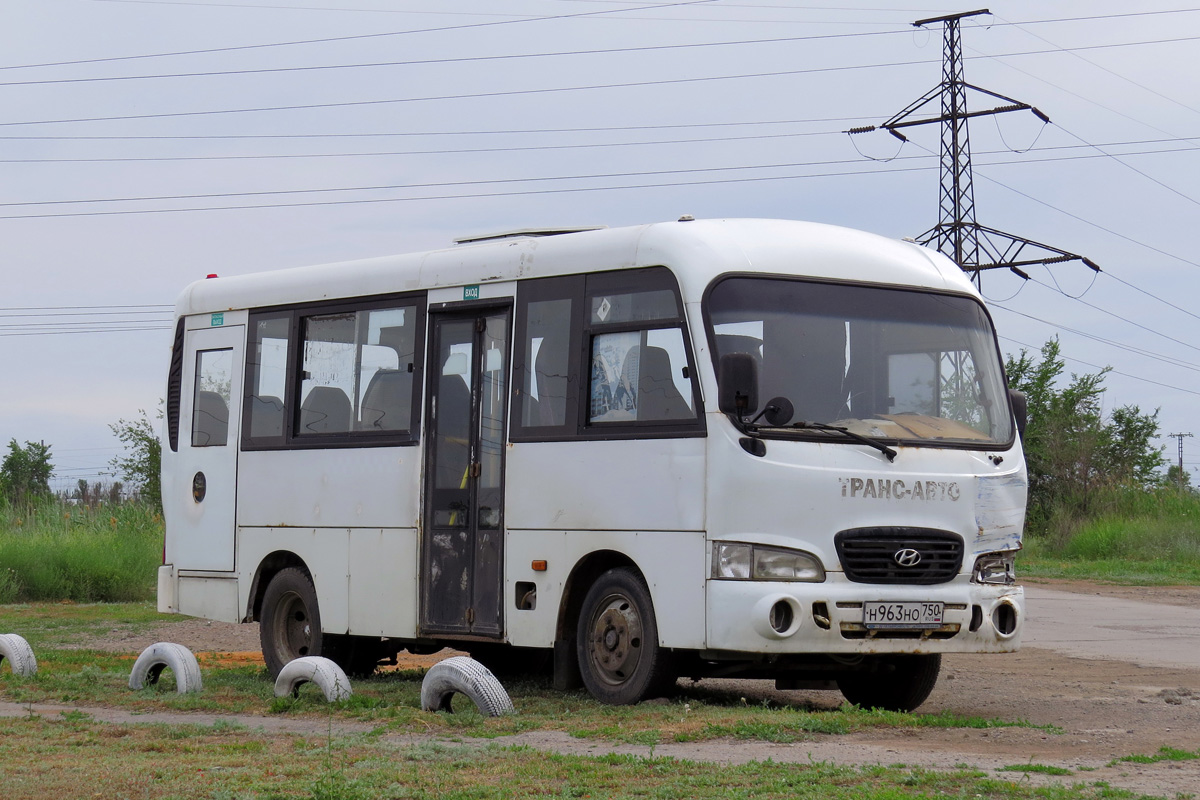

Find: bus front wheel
<box><xmin>576</xmin><ymin>568</ymin><xmax>674</xmax><ymax>705</ymax></box>
<box><xmin>259</xmin><ymin>568</ymin><xmax>325</xmax><ymax>679</ymax></box>
<box><xmin>836</xmin><ymin>654</ymin><xmax>941</xmax><ymax>712</ymax></box>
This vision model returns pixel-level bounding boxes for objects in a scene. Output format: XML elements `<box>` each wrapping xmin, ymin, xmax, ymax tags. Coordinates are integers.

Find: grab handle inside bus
<box><xmin>718</xmin><ymin>353</ymin><xmax>759</xmax><ymax>418</ymax></box>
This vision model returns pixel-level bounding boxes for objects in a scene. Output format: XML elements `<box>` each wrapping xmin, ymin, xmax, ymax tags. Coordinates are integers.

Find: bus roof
<box><xmin>174</xmin><ymin>218</ymin><xmax>976</xmax><ymax>317</ymax></box>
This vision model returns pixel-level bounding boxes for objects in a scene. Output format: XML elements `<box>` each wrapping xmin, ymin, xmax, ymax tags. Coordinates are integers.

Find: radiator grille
<box><xmin>834</xmin><ymin>527</ymin><xmax>963</xmax><ymax>585</ymax></box>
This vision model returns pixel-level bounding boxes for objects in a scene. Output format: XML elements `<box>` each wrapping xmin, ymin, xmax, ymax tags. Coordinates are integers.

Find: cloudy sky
<box><xmin>2</xmin><ymin>0</ymin><xmax>1198</xmax><ymax>492</ymax></box>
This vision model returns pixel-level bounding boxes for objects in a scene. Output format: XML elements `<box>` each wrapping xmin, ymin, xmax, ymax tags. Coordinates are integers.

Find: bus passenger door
<box><xmin>421</xmin><ymin>308</ymin><xmax>510</xmax><ymax>638</ymax></box>
<box><xmin>172</xmin><ymin>323</ymin><xmax>244</xmax><ymax>572</ymax></box>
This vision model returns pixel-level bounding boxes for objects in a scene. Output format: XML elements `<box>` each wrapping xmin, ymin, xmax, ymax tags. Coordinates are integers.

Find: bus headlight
<box><xmin>972</xmin><ymin>551</ymin><xmax>1017</xmax><ymax>585</ymax></box>
<box><xmin>712</xmin><ymin>543</ymin><xmax>825</xmax><ymax>582</ymax></box>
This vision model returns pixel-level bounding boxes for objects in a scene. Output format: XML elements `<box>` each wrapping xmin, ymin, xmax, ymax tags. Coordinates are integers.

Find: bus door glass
<box><xmin>175</xmin><ymin>323</ymin><xmax>244</xmax><ymax>572</ymax></box>
<box><xmin>422</xmin><ymin>307</ymin><xmax>511</xmax><ymax>637</ymax></box>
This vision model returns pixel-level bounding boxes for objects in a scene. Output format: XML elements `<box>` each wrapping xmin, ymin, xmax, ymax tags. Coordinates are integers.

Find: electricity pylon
<box><xmin>850</xmin><ymin>8</ymin><xmax>1099</xmax><ymax>287</ymax></box>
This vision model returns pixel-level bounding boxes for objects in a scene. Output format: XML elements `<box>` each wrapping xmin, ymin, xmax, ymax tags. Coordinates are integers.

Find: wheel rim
<box><xmin>584</xmin><ymin>592</ymin><xmax>644</xmax><ymax>687</ymax></box>
<box><xmin>272</xmin><ymin>590</ymin><xmax>314</xmax><ymax>661</ymax></box>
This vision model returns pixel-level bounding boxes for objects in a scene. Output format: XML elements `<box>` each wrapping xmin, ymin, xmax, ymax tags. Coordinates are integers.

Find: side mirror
<box><xmin>718</xmin><ymin>353</ymin><xmax>759</xmax><ymax>417</ymax></box>
<box><xmin>1008</xmin><ymin>389</ymin><xmax>1027</xmax><ymax>440</ymax></box>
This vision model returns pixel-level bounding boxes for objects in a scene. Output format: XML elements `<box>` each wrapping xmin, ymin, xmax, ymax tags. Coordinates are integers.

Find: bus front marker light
<box><xmin>712</xmin><ymin>543</ymin><xmax>751</xmax><ymax>579</ymax></box>
<box><xmin>713</xmin><ymin>543</ymin><xmax>825</xmax><ymax>582</ymax></box>
<box><xmin>752</xmin><ymin>547</ymin><xmax>825</xmax><ymax>582</ymax></box>
<box><xmin>531</xmin><ymin>560</ymin><xmax>547</xmax><ymax>572</ymax></box>
<box><xmin>192</xmin><ymin>472</ymin><xmax>206</xmax><ymax>503</ymax></box>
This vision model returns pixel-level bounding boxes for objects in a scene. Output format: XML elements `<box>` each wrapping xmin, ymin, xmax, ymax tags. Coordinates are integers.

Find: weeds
<box><xmin>1109</xmin><ymin>746</ymin><xmax>1200</xmax><ymax>766</ymax></box>
<box><xmin>0</xmin><ymin>500</ymin><xmax>161</xmax><ymax>602</ymax></box>
<box><xmin>1020</xmin><ymin>485</ymin><xmax>1200</xmax><ymax>585</ymax></box>
<box><xmin>0</xmin><ymin>715</ymin><xmax>1121</xmax><ymax>800</ymax></box>
<box><xmin>998</xmin><ymin>762</ymin><xmax>1073</xmax><ymax>776</ymax></box>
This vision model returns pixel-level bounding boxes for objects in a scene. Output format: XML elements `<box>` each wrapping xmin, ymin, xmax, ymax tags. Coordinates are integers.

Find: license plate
<box><xmin>862</xmin><ymin>601</ymin><xmax>945</xmax><ymax>630</ymax></box>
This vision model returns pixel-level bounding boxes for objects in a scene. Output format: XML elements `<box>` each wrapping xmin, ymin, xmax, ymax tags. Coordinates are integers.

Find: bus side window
<box><xmin>247</xmin><ymin>314</ymin><xmax>289</xmax><ymax>443</ymax></box>
<box><xmin>512</xmin><ymin>275</ymin><xmax>582</xmax><ymax>439</ymax></box>
<box><xmin>357</xmin><ymin>316</ymin><xmax>415</xmax><ymax>432</ymax></box>
<box><xmin>585</xmin><ymin>268</ymin><xmax>699</xmax><ymax>427</ymax></box>
<box><xmin>511</xmin><ymin>267</ymin><xmax>702</xmax><ymax>440</ymax></box>
<box><xmin>528</xmin><ymin>300</ymin><xmax>572</xmax><ymax>426</ymax></box>
<box><xmin>589</xmin><ymin>331</ymin><xmax>695</xmax><ymax>423</ymax></box>
<box><xmin>192</xmin><ymin>349</ymin><xmax>233</xmax><ymax>447</ymax></box>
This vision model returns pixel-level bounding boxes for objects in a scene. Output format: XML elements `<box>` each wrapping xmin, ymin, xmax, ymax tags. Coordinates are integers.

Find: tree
<box><xmin>1005</xmin><ymin>338</ymin><xmax>1165</xmax><ymax>531</ymax></box>
<box><xmin>1166</xmin><ymin>464</ymin><xmax>1194</xmax><ymax>491</ymax></box>
<box><xmin>0</xmin><ymin>439</ymin><xmax>54</xmax><ymax>509</ymax></box>
<box><xmin>109</xmin><ymin>409</ymin><xmax>162</xmax><ymax>510</ymax></box>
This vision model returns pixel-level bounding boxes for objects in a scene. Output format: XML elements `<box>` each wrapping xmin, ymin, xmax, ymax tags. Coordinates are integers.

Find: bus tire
<box><xmin>836</xmin><ymin>654</ymin><xmax>941</xmax><ymax>712</ymax></box>
<box><xmin>128</xmin><ymin>642</ymin><xmax>203</xmax><ymax>693</ymax></box>
<box><xmin>260</xmin><ymin>567</ymin><xmax>325</xmax><ymax>679</ymax></box>
<box><xmin>420</xmin><ymin>655</ymin><xmax>514</xmax><ymax>716</ymax></box>
<box><xmin>274</xmin><ymin>656</ymin><xmax>352</xmax><ymax>702</ymax></box>
<box><xmin>0</xmin><ymin>633</ymin><xmax>38</xmax><ymax>677</ymax></box>
<box><xmin>576</xmin><ymin>567</ymin><xmax>674</xmax><ymax>705</ymax></box>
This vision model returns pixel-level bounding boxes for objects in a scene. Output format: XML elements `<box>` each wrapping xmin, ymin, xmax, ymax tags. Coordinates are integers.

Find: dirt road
<box><xmin>13</xmin><ymin>580</ymin><xmax>1200</xmax><ymax>797</ymax></box>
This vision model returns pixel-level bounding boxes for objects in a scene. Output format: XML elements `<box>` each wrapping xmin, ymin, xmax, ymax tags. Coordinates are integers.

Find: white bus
<box><xmin>159</xmin><ymin>217</ymin><xmax>1026</xmax><ymax>709</ymax></box>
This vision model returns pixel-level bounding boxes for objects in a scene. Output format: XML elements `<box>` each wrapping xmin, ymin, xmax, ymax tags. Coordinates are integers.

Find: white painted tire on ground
<box><xmin>128</xmin><ymin>642</ymin><xmax>203</xmax><ymax>693</ymax></box>
<box><xmin>421</xmin><ymin>656</ymin><xmax>514</xmax><ymax>716</ymax></box>
<box><xmin>274</xmin><ymin>656</ymin><xmax>352</xmax><ymax>702</ymax></box>
<box><xmin>0</xmin><ymin>633</ymin><xmax>38</xmax><ymax>677</ymax></box>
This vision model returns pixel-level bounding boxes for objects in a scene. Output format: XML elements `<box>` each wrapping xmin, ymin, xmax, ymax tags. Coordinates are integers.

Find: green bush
<box><xmin>0</xmin><ymin>500</ymin><xmax>162</xmax><ymax>602</ymax></box>
<box><xmin>1021</xmin><ymin>485</ymin><xmax>1200</xmax><ymax>583</ymax></box>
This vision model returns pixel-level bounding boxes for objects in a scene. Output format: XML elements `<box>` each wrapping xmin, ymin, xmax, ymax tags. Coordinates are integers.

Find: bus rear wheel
<box><xmin>259</xmin><ymin>568</ymin><xmax>325</xmax><ymax>679</ymax></box>
<box><xmin>836</xmin><ymin>654</ymin><xmax>941</xmax><ymax>712</ymax></box>
<box><xmin>576</xmin><ymin>568</ymin><xmax>674</xmax><ymax>705</ymax></box>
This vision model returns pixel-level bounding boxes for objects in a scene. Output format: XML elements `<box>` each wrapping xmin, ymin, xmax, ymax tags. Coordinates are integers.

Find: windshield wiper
<box><xmin>786</xmin><ymin>420</ymin><xmax>897</xmax><ymax>462</ymax></box>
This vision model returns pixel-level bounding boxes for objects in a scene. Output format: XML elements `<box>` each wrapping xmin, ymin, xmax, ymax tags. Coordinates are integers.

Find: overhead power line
<box><xmin>6</xmin><ymin>6</ymin><xmax>1196</xmax><ymax>75</ymax></box>
<box><xmin>993</xmin><ymin>304</ymin><xmax>1200</xmax><ymax>374</ymax></box>
<box><xmin>0</xmin><ymin>303</ymin><xmax>172</xmax><ymax>311</ymax></box>
<box><xmin>972</xmin><ymin>166</ymin><xmax>1200</xmax><ymax>273</ymax></box>
<box><xmin>0</xmin><ymin>325</ymin><xmax>172</xmax><ymax>337</ymax></box>
<box><xmin>6</xmin><ymin>36</ymin><xmax>1200</xmax><ymax>129</ymax></box>
<box><xmin>1</xmin><ymin>143</ymin><xmax>1199</xmax><ymax>218</ymax></box>
<box><xmin>0</xmin><ymin>161</ymin><xmax>939</xmax><ymax>220</ymax></box>
<box><xmin>1024</xmin><ymin>278</ymin><xmax>1200</xmax><ymax>357</ymax></box>
<box><xmin>993</xmin><ymin>13</ymin><xmax>1200</xmax><ymax>123</ymax></box>
<box><xmin>0</xmin><ymin>156</ymin><xmax>924</xmax><ymax>208</ymax></box>
<box><xmin>4</xmin><ymin>135</ymin><xmax>1197</xmax><ymax>165</ymax></box>
<box><xmin>0</xmin><ymin>116</ymin><xmax>877</xmax><ymax>141</ymax></box>
<box><xmin>0</xmin><ymin>29</ymin><xmax>912</xmax><ymax>88</ymax></box>
<box><xmin>0</xmin><ymin>0</ymin><xmax>719</xmax><ymax>71</ymax></box>
<box><xmin>999</xmin><ymin>333</ymin><xmax>1200</xmax><ymax>398</ymax></box>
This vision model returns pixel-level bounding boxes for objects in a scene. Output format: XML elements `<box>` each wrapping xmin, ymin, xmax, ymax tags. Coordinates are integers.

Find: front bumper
<box><xmin>706</xmin><ymin>573</ymin><xmax>1023</xmax><ymax>655</ymax></box>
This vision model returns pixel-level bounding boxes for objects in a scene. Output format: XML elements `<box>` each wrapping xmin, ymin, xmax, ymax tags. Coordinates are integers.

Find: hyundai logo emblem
<box><xmin>894</xmin><ymin>548</ymin><xmax>922</xmax><ymax>567</ymax></box>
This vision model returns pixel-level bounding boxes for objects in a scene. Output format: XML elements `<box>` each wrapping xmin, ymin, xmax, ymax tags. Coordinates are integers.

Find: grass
<box><xmin>3</xmin><ymin>487</ymin><xmax>1198</xmax><ymax>604</ymax></box>
<box><xmin>1020</xmin><ymin>487</ymin><xmax>1200</xmax><ymax>586</ymax></box>
<box><xmin>0</xmin><ymin>602</ymin><xmax>1053</xmax><ymax>746</ymax></box>
<box><xmin>998</xmin><ymin>762</ymin><xmax>1074</xmax><ymax>776</ymax></box>
<box><xmin>1109</xmin><ymin>746</ymin><xmax>1200</xmax><ymax>766</ymax></box>
<box><xmin>0</xmin><ymin>501</ymin><xmax>162</xmax><ymax>603</ymax></box>
<box><xmin>0</xmin><ymin>715</ymin><xmax>1151</xmax><ymax>800</ymax></box>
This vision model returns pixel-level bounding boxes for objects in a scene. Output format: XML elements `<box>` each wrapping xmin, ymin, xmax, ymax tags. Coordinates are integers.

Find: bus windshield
<box><xmin>707</xmin><ymin>276</ymin><xmax>1013</xmax><ymax>445</ymax></box>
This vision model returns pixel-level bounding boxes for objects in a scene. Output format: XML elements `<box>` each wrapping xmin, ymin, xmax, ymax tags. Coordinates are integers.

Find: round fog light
<box><xmin>751</xmin><ymin>595</ymin><xmax>801</xmax><ymax>639</ymax></box>
<box><xmin>769</xmin><ymin>599</ymin><xmax>794</xmax><ymax>634</ymax></box>
<box><xmin>992</xmin><ymin>601</ymin><xmax>1018</xmax><ymax>637</ymax></box>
